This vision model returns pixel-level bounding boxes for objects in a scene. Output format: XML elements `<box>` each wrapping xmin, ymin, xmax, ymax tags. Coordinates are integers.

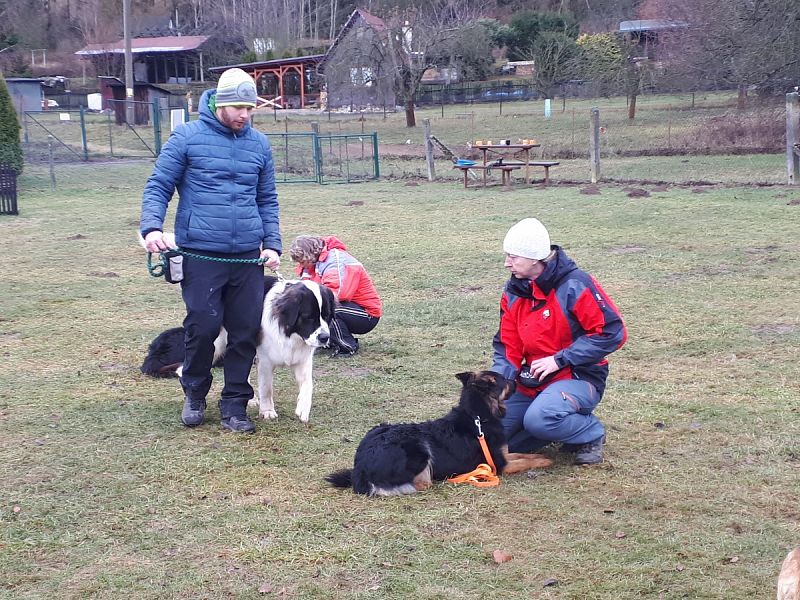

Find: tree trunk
<box><xmin>737</xmin><ymin>84</ymin><xmax>748</xmax><ymax>109</ymax></box>
<box><xmin>405</xmin><ymin>98</ymin><xmax>416</xmax><ymax>127</ymax></box>
<box><xmin>627</xmin><ymin>93</ymin><xmax>637</xmax><ymax>120</ymax></box>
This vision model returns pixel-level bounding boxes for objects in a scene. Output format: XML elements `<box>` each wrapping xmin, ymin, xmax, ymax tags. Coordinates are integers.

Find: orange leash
<box><xmin>446</xmin><ymin>419</ymin><xmax>501</xmax><ymax>488</ymax></box>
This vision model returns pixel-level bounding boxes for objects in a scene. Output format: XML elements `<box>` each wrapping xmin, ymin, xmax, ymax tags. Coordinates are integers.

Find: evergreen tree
<box><xmin>0</xmin><ymin>73</ymin><xmax>23</xmax><ymax>174</ymax></box>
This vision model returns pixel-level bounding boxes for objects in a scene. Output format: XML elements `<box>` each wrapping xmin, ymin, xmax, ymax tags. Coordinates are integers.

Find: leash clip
<box><xmin>474</xmin><ymin>417</ymin><xmax>484</xmax><ymax>438</ymax></box>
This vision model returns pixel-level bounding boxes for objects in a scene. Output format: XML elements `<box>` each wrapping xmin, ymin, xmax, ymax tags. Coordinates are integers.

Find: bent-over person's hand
<box><xmin>527</xmin><ymin>355</ymin><xmax>559</xmax><ymax>381</ymax></box>
<box><xmin>261</xmin><ymin>249</ymin><xmax>281</xmax><ymax>271</ymax></box>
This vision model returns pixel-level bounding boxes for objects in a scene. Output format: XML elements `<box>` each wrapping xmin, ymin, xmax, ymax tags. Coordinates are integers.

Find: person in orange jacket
<box><xmin>289</xmin><ymin>235</ymin><xmax>382</xmax><ymax>357</ymax></box>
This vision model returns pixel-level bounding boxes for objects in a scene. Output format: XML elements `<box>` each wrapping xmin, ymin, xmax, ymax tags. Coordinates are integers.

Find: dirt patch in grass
<box><xmin>624</xmin><ymin>187</ymin><xmax>650</xmax><ymax>198</ymax></box>
<box><xmin>580</xmin><ymin>185</ymin><xmax>602</xmax><ymax>195</ymax></box>
<box><xmin>609</xmin><ymin>245</ymin><xmax>646</xmax><ymax>254</ymax></box>
<box><xmin>751</xmin><ymin>323</ymin><xmax>795</xmax><ymax>337</ymax></box>
<box><xmin>458</xmin><ymin>285</ymin><xmax>483</xmax><ymax>294</ymax></box>
<box><xmin>315</xmin><ymin>364</ymin><xmax>376</xmax><ymax>377</ymax></box>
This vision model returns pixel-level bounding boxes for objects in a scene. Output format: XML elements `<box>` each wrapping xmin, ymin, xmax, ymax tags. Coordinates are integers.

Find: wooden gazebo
<box><xmin>210</xmin><ymin>55</ymin><xmax>325</xmax><ymax>109</ymax></box>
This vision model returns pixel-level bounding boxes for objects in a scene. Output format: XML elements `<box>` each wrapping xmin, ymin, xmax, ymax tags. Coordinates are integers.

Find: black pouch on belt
<box><xmin>518</xmin><ymin>365</ymin><xmax>558</xmax><ymax>389</ymax></box>
<box><xmin>163</xmin><ymin>251</ymin><xmax>184</xmax><ymax>284</ymax></box>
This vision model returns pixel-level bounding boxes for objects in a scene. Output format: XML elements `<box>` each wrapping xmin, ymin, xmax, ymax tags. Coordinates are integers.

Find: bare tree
<box><xmin>376</xmin><ymin>0</ymin><xmax>489</xmax><ymax>127</ymax></box>
<box><xmin>643</xmin><ymin>0</ymin><xmax>800</xmax><ymax>105</ymax></box>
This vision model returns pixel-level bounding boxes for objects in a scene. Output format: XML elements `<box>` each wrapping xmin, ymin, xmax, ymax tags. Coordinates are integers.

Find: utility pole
<box><xmin>123</xmin><ymin>0</ymin><xmax>135</xmax><ymax>125</ymax></box>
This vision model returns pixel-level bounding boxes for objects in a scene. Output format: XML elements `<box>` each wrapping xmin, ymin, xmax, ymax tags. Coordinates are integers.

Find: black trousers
<box><xmin>179</xmin><ymin>250</ymin><xmax>264</xmax><ymax>419</ymax></box>
<box><xmin>330</xmin><ymin>301</ymin><xmax>380</xmax><ymax>353</ymax></box>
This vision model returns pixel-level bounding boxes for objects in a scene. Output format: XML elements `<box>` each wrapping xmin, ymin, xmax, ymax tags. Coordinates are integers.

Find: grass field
<box><xmin>1</xmin><ymin>163</ymin><xmax>799</xmax><ymax>599</ymax></box>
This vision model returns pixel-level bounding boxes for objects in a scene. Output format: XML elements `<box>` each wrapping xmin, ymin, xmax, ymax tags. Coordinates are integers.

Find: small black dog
<box><xmin>326</xmin><ymin>370</ymin><xmax>552</xmax><ymax>496</ymax></box>
<box><xmin>140</xmin><ymin>327</ymin><xmax>190</xmax><ymax>377</ymax></box>
<box><xmin>140</xmin><ymin>326</ymin><xmax>225</xmax><ymax>377</ymax></box>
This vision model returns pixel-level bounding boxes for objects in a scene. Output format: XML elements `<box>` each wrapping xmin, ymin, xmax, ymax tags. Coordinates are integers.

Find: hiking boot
<box><xmin>574</xmin><ymin>435</ymin><xmax>605</xmax><ymax>465</ymax></box>
<box><xmin>181</xmin><ymin>397</ymin><xmax>206</xmax><ymax>427</ymax></box>
<box><xmin>220</xmin><ymin>415</ymin><xmax>256</xmax><ymax>433</ymax></box>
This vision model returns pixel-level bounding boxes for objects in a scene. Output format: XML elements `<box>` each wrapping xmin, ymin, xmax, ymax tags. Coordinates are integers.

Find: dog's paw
<box><xmin>259</xmin><ymin>409</ymin><xmax>278</xmax><ymax>420</ymax></box>
<box><xmin>295</xmin><ymin>397</ymin><xmax>312</xmax><ymax>423</ymax></box>
<box><xmin>295</xmin><ymin>406</ymin><xmax>311</xmax><ymax>423</ymax></box>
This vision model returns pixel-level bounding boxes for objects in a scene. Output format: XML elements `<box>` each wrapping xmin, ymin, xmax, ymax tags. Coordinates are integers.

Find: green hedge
<box><xmin>0</xmin><ymin>73</ymin><xmax>23</xmax><ymax>174</ymax></box>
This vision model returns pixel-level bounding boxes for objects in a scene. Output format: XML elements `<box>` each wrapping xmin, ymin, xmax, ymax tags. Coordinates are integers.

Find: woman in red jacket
<box><xmin>290</xmin><ymin>235</ymin><xmax>382</xmax><ymax>357</ymax></box>
<box><xmin>492</xmin><ymin>218</ymin><xmax>627</xmax><ymax>464</ymax></box>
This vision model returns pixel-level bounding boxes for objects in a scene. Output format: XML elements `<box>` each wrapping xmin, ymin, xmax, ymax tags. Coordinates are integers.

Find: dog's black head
<box><xmin>455</xmin><ymin>370</ymin><xmax>516</xmax><ymax>420</ymax></box>
<box><xmin>272</xmin><ymin>280</ymin><xmax>336</xmax><ymax>347</ymax></box>
<box><xmin>141</xmin><ymin>326</ymin><xmax>186</xmax><ymax>377</ymax></box>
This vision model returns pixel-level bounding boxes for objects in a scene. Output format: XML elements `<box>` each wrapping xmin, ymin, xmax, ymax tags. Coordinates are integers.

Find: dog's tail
<box><xmin>325</xmin><ymin>469</ymin><xmax>353</xmax><ymax>488</ymax></box>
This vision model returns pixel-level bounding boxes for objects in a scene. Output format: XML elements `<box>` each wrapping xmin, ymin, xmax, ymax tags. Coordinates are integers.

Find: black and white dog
<box><xmin>141</xmin><ymin>275</ymin><xmax>336</xmax><ymax>423</ymax></box>
<box><xmin>326</xmin><ymin>371</ymin><xmax>553</xmax><ymax>496</ymax></box>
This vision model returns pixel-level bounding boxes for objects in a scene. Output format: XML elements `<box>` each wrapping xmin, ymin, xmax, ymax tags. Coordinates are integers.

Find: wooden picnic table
<box><xmin>473</xmin><ymin>142</ymin><xmax>541</xmax><ymax>184</ymax></box>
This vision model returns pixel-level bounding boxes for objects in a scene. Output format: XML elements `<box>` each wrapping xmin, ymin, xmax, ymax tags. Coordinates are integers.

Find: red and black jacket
<box><xmin>491</xmin><ymin>246</ymin><xmax>627</xmax><ymax>398</ymax></box>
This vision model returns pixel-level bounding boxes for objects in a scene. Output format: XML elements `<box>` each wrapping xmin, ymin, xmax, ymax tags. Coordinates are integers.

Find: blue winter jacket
<box><xmin>140</xmin><ymin>89</ymin><xmax>281</xmax><ymax>254</ymax></box>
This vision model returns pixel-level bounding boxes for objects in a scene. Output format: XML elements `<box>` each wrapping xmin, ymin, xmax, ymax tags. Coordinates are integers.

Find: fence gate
<box><xmin>22</xmin><ymin>101</ymin><xmax>164</xmax><ymax>162</ymax></box>
<box><xmin>268</xmin><ymin>132</ymin><xmax>379</xmax><ymax>184</ymax></box>
<box><xmin>314</xmin><ymin>133</ymin><xmax>380</xmax><ymax>184</ymax></box>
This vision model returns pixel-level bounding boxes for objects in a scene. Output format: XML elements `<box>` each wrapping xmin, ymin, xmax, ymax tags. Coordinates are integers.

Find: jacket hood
<box><xmin>323</xmin><ymin>236</ymin><xmax>348</xmax><ymax>251</ymax></box>
<box><xmin>505</xmin><ymin>245</ymin><xmax>577</xmax><ymax>298</ymax></box>
<box><xmin>198</xmin><ymin>89</ymin><xmax>251</xmax><ymax>135</ymax></box>
<box><xmin>317</xmin><ymin>236</ymin><xmax>348</xmax><ymax>262</ymax></box>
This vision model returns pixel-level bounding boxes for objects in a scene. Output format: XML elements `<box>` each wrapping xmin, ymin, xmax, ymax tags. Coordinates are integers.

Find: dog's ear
<box><xmin>319</xmin><ymin>285</ymin><xmax>336</xmax><ymax>323</ymax></box>
<box><xmin>273</xmin><ymin>285</ymin><xmax>301</xmax><ymax>334</ymax></box>
<box><xmin>263</xmin><ymin>275</ymin><xmax>279</xmax><ymax>296</ymax></box>
<box><xmin>455</xmin><ymin>371</ymin><xmax>473</xmax><ymax>385</ymax></box>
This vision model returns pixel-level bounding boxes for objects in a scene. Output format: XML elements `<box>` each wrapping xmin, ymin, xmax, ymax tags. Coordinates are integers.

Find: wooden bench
<box><xmin>500</xmin><ymin>160</ymin><xmax>560</xmax><ymax>184</ymax></box>
<box><xmin>454</xmin><ymin>164</ymin><xmax>521</xmax><ymax>188</ymax></box>
<box><xmin>529</xmin><ymin>160</ymin><xmax>560</xmax><ymax>185</ymax></box>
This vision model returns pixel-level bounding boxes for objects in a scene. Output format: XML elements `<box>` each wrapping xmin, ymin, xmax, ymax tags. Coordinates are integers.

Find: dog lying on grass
<box><xmin>326</xmin><ymin>370</ymin><xmax>553</xmax><ymax>496</ymax></box>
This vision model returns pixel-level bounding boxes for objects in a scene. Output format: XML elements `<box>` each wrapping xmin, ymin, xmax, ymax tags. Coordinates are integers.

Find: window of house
<box><xmin>349</xmin><ymin>67</ymin><xmax>375</xmax><ymax>87</ymax></box>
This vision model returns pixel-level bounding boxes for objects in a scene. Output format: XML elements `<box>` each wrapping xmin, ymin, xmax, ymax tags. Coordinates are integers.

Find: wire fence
<box><xmin>19</xmin><ymin>90</ymin><xmax>791</xmax><ymax>186</ymax></box>
<box><xmin>264</xmin><ymin>92</ymin><xmax>785</xmax><ymax>185</ymax></box>
<box><xmin>20</xmin><ymin>105</ymin><xmax>379</xmax><ymax>184</ymax></box>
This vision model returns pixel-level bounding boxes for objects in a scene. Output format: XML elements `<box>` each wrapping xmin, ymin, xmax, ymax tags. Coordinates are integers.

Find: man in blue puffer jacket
<box><xmin>140</xmin><ymin>68</ymin><xmax>281</xmax><ymax>434</ymax></box>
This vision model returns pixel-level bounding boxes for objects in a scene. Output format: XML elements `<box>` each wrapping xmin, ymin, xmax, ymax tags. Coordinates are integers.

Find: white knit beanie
<box><xmin>215</xmin><ymin>68</ymin><xmax>258</xmax><ymax>108</ymax></box>
<box><xmin>503</xmin><ymin>218</ymin><xmax>551</xmax><ymax>260</ymax></box>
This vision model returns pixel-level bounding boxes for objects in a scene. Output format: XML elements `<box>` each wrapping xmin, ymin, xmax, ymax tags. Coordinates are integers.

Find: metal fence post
<box><xmin>79</xmin><ymin>105</ymin><xmax>88</xmax><ymax>161</ymax></box>
<box><xmin>372</xmin><ymin>132</ymin><xmax>379</xmax><ymax>179</ymax></box>
<box><xmin>786</xmin><ymin>92</ymin><xmax>800</xmax><ymax>184</ymax></box>
<box><xmin>590</xmin><ymin>107</ymin><xmax>600</xmax><ymax>184</ymax></box>
<box><xmin>47</xmin><ymin>135</ymin><xmax>56</xmax><ymax>190</ymax></box>
<box><xmin>107</xmin><ymin>110</ymin><xmax>114</xmax><ymax>157</ymax></box>
<box><xmin>152</xmin><ymin>99</ymin><xmax>162</xmax><ymax>156</ymax></box>
<box><xmin>314</xmin><ymin>133</ymin><xmax>323</xmax><ymax>184</ymax></box>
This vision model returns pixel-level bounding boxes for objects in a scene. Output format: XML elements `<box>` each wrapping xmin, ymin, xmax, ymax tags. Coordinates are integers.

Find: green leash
<box><xmin>147</xmin><ymin>247</ymin><xmax>266</xmax><ymax>278</ymax></box>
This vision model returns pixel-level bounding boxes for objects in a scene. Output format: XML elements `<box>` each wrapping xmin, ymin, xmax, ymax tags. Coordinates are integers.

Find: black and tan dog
<box><xmin>326</xmin><ymin>370</ymin><xmax>553</xmax><ymax>496</ymax></box>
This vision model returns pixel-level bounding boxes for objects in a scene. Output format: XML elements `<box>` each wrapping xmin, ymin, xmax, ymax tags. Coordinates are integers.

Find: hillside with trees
<box><xmin>0</xmin><ymin>0</ymin><xmax>644</xmax><ymax>77</ymax></box>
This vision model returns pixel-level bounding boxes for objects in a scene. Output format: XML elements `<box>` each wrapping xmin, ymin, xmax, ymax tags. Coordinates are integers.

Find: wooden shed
<box><xmin>5</xmin><ymin>78</ymin><xmax>43</xmax><ymax>115</ymax></box>
<box><xmin>98</xmin><ymin>77</ymin><xmax>172</xmax><ymax>125</ymax></box>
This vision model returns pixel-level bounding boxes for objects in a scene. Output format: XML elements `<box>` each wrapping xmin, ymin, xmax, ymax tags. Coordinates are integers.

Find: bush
<box><xmin>688</xmin><ymin>110</ymin><xmax>784</xmax><ymax>152</ymax></box>
<box><xmin>0</xmin><ymin>73</ymin><xmax>23</xmax><ymax>174</ymax></box>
